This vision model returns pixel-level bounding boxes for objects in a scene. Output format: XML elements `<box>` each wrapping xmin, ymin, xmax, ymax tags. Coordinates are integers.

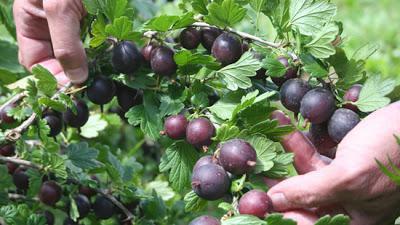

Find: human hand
<box><xmin>13</xmin><ymin>0</ymin><xmax>88</xmax><ymax>85</ymax></box>
<box><xmin>268</xmin><ymin>102</ymin><xmax>400</xmax><ymax>225</ymax></box>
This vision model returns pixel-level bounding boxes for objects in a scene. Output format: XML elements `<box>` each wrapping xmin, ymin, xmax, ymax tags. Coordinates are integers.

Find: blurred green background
<box><xmin>1</xmin><ymin>0</ymin><xmax>399</xmax><ymax>84</ymax></box>
<box><xmin>335</xmin><ymin>0</ymin><xmax>400</xmax><ymax>80</ymax></box>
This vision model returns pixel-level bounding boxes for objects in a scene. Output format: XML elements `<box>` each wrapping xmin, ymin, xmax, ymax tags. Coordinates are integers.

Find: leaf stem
<box><xmin>0</xmin><ymin>92</ymin><xmax>27</xmax><ymax>113</ymax></box>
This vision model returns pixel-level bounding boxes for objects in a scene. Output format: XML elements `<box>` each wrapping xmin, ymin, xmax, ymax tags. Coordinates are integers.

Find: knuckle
<box><xmin>53</xmin><ymin>48</ymin><xmax>75</xmax><ymax>63</ymax></box>
<box><xmin>43</xmin><ymin>0</ymin><xmax>67</xmax><ymax>14</ymax></box>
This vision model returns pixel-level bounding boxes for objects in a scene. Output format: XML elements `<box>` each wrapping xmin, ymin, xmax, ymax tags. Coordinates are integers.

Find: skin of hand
<box><xmin>13</xmin><ymin>0</ymin><xmax>88</xmax><ymax>85</ymax></box>
<box><xmin>268</xmin><ymin>102</ymin><xmax>400</xmax><ymax>225</ymax></box>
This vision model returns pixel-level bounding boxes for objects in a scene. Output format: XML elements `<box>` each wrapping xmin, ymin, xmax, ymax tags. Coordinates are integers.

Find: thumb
<box><xmin>43</xmin><ymin>0</ymin><xmax>88</xmax><ymax>84</ymax></box>
<box><xmin>267</xmin><ymin>163</ymin><xmax>347</xmax><ymax>211</ymax></box>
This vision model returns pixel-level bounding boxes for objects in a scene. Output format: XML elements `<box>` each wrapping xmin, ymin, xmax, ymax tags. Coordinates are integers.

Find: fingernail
<box><xmin>65</xmin><ymin>67</ymin><xmax>88</xmax><ymax>85</ymax></box>
<box><xmin>269</xmin><ymin>193</ymin><xmax>288</xmax><ymax>211</ymax></box>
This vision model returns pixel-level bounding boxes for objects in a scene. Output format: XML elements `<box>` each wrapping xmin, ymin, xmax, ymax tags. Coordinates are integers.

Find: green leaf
<box><xmin>352</xmin><ymin>43</ymin><xmax>379</xmax><ymax>61</ymax></box>
<box><xmin>26</xmin><ymin>214</ymin><xmax>46</xmax><ymax>225</ymax></box>
<box><xmin>31</xmin><ymin>65</ymin><xmax>57</xmax><ymax>96</ymax></box>
<box><xmin>314</xmin><ymin>214</ymin><xmax>350</xmax><ymax>225</ymax></box>
<box><xmin>100</xmin><ymin>0</ymin><xmax>129</xmax><ymax>21</ymax></box>
<box><xmin>289</xmin><ymin>0</ymin><xmax>336</xmax><ymax>35</ymax></box>
<box><xmin>204</xmin><ymin>0</ymin><xmax>247</xmax><ymax>27</ymax></box>
<box><xmin>106</xmin><ymin>152</ymin><xmax>125</xmax><ymax>182</ymax></box>
<box><xmin>82</xmin><ymin>0</ymin><xmax>100</xmax><ymax>14</ymax></box>
<box><xmin>355</xmin><ymin>75</ymin><xmax>396</xmax><ymax>112</ymax></box>
<box><xmin>222</xmin><ymin>215</ymin><xmax>266</xmax><ymax>225</ymax></box>
<box><xmin>184</xmin><ymin>190</ymin><xmax>207</xmax><ymax>212</ymax></box>
<box><xmin>26</xmin><ymin>170</ymin><xmax>42</xmax><ymax>198</ymax></box>
<box><xmin>145</xmin><ymin>180</ymin><xmax>176</xmax><ymax>201</ymax></box>
<box><xmin>0</xmin><ymin>165</ymin><xmax>12</xmax><ymax>190</ymax></box>
<box><xmin>126</xmin><ymin>91</ymin><xmax>163</xmax><ymax>140</ymax></box>
<box><xmin>141</xmin><ymin>191</ymin><xmax>167</xmax><ymax>220</ymax></box>
<box><xmin>216</xmin><ymin>52</ymin><xmax>261</xmax><ymax>91</ymax></box>
<box><xmin>231</xmin><ymin>174</ymin><xmax>246</xmax><ymax>193</ymax></box>
<box><xmin>66</xmin><ymin>142</ymin><xmax>100</xmax><ymax>170</ymax></box>
<box><xmin>45</xmin><ymin>153</ymin><xmax>68</xmax><ymax>179</ymax></box>
<box><xmin>305</xmin><ymin>23</ymin><xmax>339</xmax><ymax>59</ymax></box>
<box><xmin>265</xmin><ymin>213</ymin><xmax>296</xmax><ymax>225</ymax></box>
<box><xmin>90</xmin><ymin>17</ymin><xmax>107</xmax><ymax>47</ymax></box>
<box><xmin>159</xmin><ymin>141</ymin><xmax>198</xmax><ymax>192</ymax></box>
<box><xmin>218</xmin><ymin>202</ymin><xmax>234</xmax><ymax>211</ymax></box>
<box><xmin>145</xmin><ymin>13</ymin><xmax>195</xmax><ymax>32</ymax></box>
<box><xmin>80</xmin><ymin>114</ymin><xmax>108</xmax><ymax>138</ymax></box>
<box><xmin>328</xmin><ymin>49</ymin><xmax>365</xmax><ymax>88</ymax></box>
<box><xmin>215</xmin><ymin>124</ymin><xmax>240</xmax><ymax>141</ymax></box>
<box><xmin>105</xmin><ymin>16</ymin><xmax>141</xmax><ymax>41</ymax></box>
<box><xmin>246</xmin><ymin>135</ymin><xmax>276</xmax><ymax>173</ymax></box>
<box><xmin>38</xmin><ymin>97</ymin><xmax>66</xmax><ymax>112</ymax></box>
<box><xmin>208</xmin><ymin>91</ymin><xmax>244</xmax><ymax>120</ymax></box>
<box><xmin>303</xmin><ymin>62</ymin><xmax>328</xmax><ymax>78</ymax></box>
<box><xmin>192</xmin><ymin>0</ymin><xmax>208</xmax><ymax>15</ymax></box>
<box><xmin>262</xmin><ymin>57</ymin><xmax>286</xmax><ymax>78</ymax></box>
<box><xmin>0</xmin><ymin>40</ymin><xmax>24</xmax><ymax>74</ymax></box>
<box><xmin>172</xmin><ymin>12</ymin><xmax>196</xmax><ymax>29</ymax></box>
<box><xmin>174</xmin><ymin>49</ymin><xmax>220</xmax><ymax>71</ymax></box>
<box><xmin>191</xmin><ymin>92</ymin><xmax>209</xmax><ymax>108</ymax></box>
<box><xmin>69</xmin><ymin>196</ymin><xmax>80</xmax><ymax>221</ymax></box>
<box><xmin>159</xmin><ymin>95</ymin><xmax>185</xmax><ymax>117</ymax></box>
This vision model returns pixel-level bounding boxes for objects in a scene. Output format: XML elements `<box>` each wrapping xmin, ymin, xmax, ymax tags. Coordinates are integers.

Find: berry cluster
<box><xmin>280</xmin><ymin>79</ymin><xmax>363</xmax><ymax>156</ymax></box>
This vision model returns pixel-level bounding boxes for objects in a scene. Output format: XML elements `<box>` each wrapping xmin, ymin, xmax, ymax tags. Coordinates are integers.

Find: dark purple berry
<box><xmin>271</xmin><ymin>56</ymin><xmax>298</xmax><ymax>87</ymax></box>
<box><xmin>12</xmin><ymin>168</ymin><xmax>29</xmax><ymax>190</ymax></box>
<box><xmin>309</xmin><ymin>123</ymin><xmax>337</xmax><ymax>154</ymax></box>
<box><xmin>141</xmin><ymin>43</ymin><xmax>158</xmax><ymax>66</ymax></box>
<box><xmin>193</xmin><ymin>155</ymin><xmax>218</xmax><ymax>172</ymax></box>
<box><xmin>189</xmin><ymin>215</ymin><xmax>221</xmax><ymax>225</ymax></box>
<box><xmin>150</xmin><ymin>46</ymin><xmax>177</xmax><ymax>76</ymax></box>
<box><xmin>180</xmin><ymin>27</ymin><xmax>201</xmax><ymax>49</ymax></box>
<box><xmin>43</xmin><ymin>114</ymin><xmax>63</xmax><ymax>137</ymax></box>
<box><xmin>0</xmin><ymin>104</ymin><xmax>16</xmax><ymax>124</ymax></box>
<box><xmin>200</xmin><ymin>27</ymin><xmax>222</xmax><ymax>52</ymax></box>
<box><xmin>186</xmin><ymin>118</ymin><xmax>215</xmax><ymax>148</ymax></box>
<box><xmin>211</xmin><ymin>33</ymin><xmax>243</xmax><ymax>65</ymax></box>
<box><xmin>63</xmin><ymin>218</ymin><xmax>78</xmax><ymax>225</ymax></box>
<box><xmin>219</xmin><ymin>139</ymin><xmax>257</xmax><ymax>175</ymax></box>
<box><xmin>0</xmin><ymin>144</ymin><xmax>15</xmax><ymax>156</ymax></box>
<box><xmin>93</xmin><ymin>196</ymin><xmax>115</xmax><ymax>220</ymax></box>
<box><xmin>164</xmin><ymin>115</ymin><xmax>188</xmax><ymax>140</ymax></box>
<box><xmin>300</xmin><ymin>88</ymin><xmax>336</xmax><ymax>124</ymax></box>
<box><xmin>39</xmin><ymin>181</ymin><xmax>62</xmax><ymax>206</ymax></box>
<box><xmin>343</xmin><ymin>84</ymin><xmax>362</xmax><ymax>112</ymax></box>
<box><xmin>191</xmin><ymin>164</ymin><xmax>230</xmax><ymax>200</ymax></box>
<box><xmin>44</xmin><ymin>211</ymin><xmax>54</xmax><ymax>225</ymax></box>
<box><xmin>112</xmin><ymin>41</ymin><xmax>142</xmax><ymax>74</ymax></box>
<box><xmin>63</xmin><ymin>99</ymin><xmax>89</xmax><ymax>128</ymax></box>
<box><xmin>74</xmin><ymin>194</ymin><xmax>91</xmax><ymax>218</ymax></box>
<box><xmin>280</xmin><ymin>78</ymin><xmax>311</xmax><ymax>113</ymax></box>
<box><xmin>238</xmin><ymin>190</ymin><xmax>271</xmax><ymax>219</ymax></box>
<box><xmin>328</xmin><ymin>108</ymin><xmax>360</xmax><ymax>143</ymax></box>
<box><xmin>87</xmin><ymin>75</ymin><xmax>116</xmax><ymax>105</ymax></box>
<box><xmin>7</xmin><ymin>162</ymin><xmax>18</xmax><ymax>174</ymax></box>
<box><xmin>115</xmin><ymin>83</ymin><xmax>142</xmax><ymax>112</ymax></box>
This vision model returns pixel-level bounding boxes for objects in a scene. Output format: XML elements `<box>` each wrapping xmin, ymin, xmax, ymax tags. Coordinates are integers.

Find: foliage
<box><xmin>0</xmin><ymin>0</ymin><xmax>399</xmax><ymax>225</ymax></box>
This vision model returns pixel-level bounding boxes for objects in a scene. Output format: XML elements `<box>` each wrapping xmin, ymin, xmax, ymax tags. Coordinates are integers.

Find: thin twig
<box><xmin>5</xmin><ymin>83</ymin><xmax>72</xmax><ymax>142</ymax></box>
<box><xmin>0</xmin><ymin>156</ymin><xmax>42</xmax><ymax>170</ymax></box>
<box><xmin>192</xmin><ymin>22</ymin><xmax>283</xmax><ymax>49</ymax></box>
<box><xmin>8</xmin><ymin>193</ymin><xmax>39</xmax><ymax>201</ymax></box>
<box><xmin>98</xmin><ymin>190</ymin><xmax>135</xmax><ymax>222</ymax></box>
<box><xmin>0</xmin><ymin>92</ymin><xmax>27</xmax><ymax>113</ymax></box>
